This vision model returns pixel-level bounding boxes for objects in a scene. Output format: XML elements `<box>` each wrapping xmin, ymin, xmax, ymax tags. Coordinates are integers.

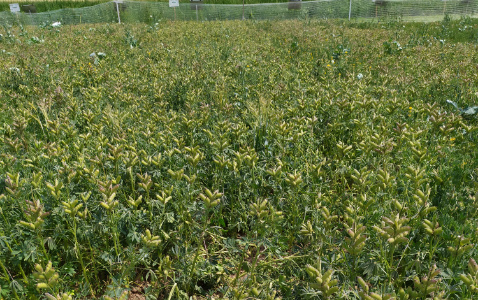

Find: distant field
<box><xmin>0</xmin><ymin>0</ymin><xmax>311</xmax><ymax>13</ymax></box>
<box><xmin>1</xmin><ymin>0</ymin><xmax>477</xmax><ymax>20</ymax></box>
<box><xmin>0</xmin><ymin>0</ymin><xmax>309</xmax><ymax>13</ymax></box>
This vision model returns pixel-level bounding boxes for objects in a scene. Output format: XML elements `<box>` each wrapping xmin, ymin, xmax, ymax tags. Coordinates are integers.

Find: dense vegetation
<box><xmin>1</xmin><ymin>17</ymin><xmax>478</xmax><ymax>299</ymax></box>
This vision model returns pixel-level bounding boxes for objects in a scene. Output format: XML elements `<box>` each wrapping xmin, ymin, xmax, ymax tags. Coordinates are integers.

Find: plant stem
<box><xmin>112</xmin><ymin>222</ymin><xmax>120</xmax><ymax>258</ymax></box>
<box><xmin>37</xmin><ymin>232</ymin><xmax>50</xmax><ymax>261</ymax></box>
<box><xmin>232</xmin><ymin>244</ymin><xmax>247</xmax><ymax>288</ymax></box>
<box><xmin>0</xmin><ymin>229</ymin><xmax>28</xmax><ymax>284</ymax></box>
<box><xmin>0</xmin><ymin>260</ymin><xmax>20</xmax><ymax>300</ymax></box>
<box><xmin>188</xmin><ymin>210</ymin><xmax>210</xmax><ymax>292</ymax></box>
<box><xmin>72</xmin><ymin>219</ymin><xmax>95</xmax><ymax>297</ymax></box>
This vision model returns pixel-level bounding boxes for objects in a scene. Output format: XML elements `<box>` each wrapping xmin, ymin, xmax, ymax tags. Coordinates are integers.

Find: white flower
<box><xmin>357</xmin><ymin>73</ymin><xmax>363</xmax><ymax>80</ymax></box>
<box><xmin>9</xmin><ymin>67</ymin><xmax>20</xmax><ymax>72</ymax></box>
<box><xmin>51</xmin><ymin>22</ymin><xmax>61</xmax><ymax>28</ymax></box>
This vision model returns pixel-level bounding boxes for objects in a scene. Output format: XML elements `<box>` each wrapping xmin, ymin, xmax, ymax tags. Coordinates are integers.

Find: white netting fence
<box><xmin>0</xmin><ymin>0</ymin><xmax>477</xmax><ymax>25</ymax></box>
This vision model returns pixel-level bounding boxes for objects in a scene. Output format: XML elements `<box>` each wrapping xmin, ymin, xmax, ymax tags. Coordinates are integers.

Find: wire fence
<box><xmin>0</xmin><ymin>0</ymin><xmax>477</xmax><ymax>25</ymax></box>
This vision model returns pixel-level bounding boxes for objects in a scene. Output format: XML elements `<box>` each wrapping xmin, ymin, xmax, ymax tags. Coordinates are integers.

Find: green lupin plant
<box><xmin>321</xmin><ymin>206</ymin><xmax>338</xmax><ymax>231</ymax></box>
<box><xmin>46</xmin><ymin>179</ymin><xmax>63</xmax><ymax>201</ymax></box>
<box><xmin>137</xmin><ymin>173</ymin><xmax>154</xmax><ymax>219</ymax></box>
<box><xmin>98</xmin><ymin>179</ymin><xmax>121</xmax><ymax>257</ymax></box>
<box><xmin>285</xmin><ymin>170</ymin><xmax>303</xmax><ymax>188</ymax></box>
<box><xmin>127</xmin><ymin>195</ymin><xmax>142</xmax><ymax>209</ymax></box>
<box><xmin>31</xmin><ymin>172</ymin><xmax>43</xmax><ymax>189</ymax></box>
<box><xmin>232</xmin><ymin>288</ymin><xmax>248</xmax><ymax>299</ymax></box>
<box><xmin>350</xmin><ymin>167</ymin><xmax>371</xmax><ymax>192</ymax></box>
<box><xmin>249</xmin><ymin>198</ymin><xmax>269</xmax><ymax>220</ymax></box>
<box><xmin>33</xmin><ymin>261</ymin><xmax>59</xmax><ymax>291</ymax></box>
<box><xmin>61</xmin><ymin>198</ymin><xmax>83</xmax><ymax>218</ymax></box>
<box><xmin>104</xmin><ymin>290</ymin><xmax>129</xmax><ymax>300</ymax></box>
<box><xmin>377</xmin><ymin>168</ymin><xmax>395</xmax><ymax>191</ymax></box>
<box><xmin>61</xmin><ymin>197</ymin><xmax>93</xmax><ymax>296</ymax></box>
<box><xmin>157</xmin><ymin>255</ymin><xmax>174</xmax><ymax>280</ymax></box>
<box><xmin>336</xmin><ymin>141</ymin><xmax>353</xmax><ymax>159</ymax></box>
<box><xmin>373</xmin><ymin>213</ymin><xmax>411</xmax><ymax>278</ymax></box>
<box><xmin>345</xmin><ymin>222</ymin><xmax>367</xmax><ymax>256</ymax></box>
<box><xmin>189</xmin><ymin>187</ymin><xmax>222</xmax><ymax>292</ymax></box>
<box><xmin>45</xmin><ymin>293</ymin><xmax>73</xmax><ymax>300</ymax></box>
<box><xmin>422</xmin><ymin>218</ymin><xmax>442</xmax><ymax>264</ymax></box>
<box><xmin>167</xmin><ymin>168</ymin><xmax>184</xmax><ymax>181</ymax></box>
<box><xmin>99</xmin><ymin>192</ymin><xmax>119</xmax><ymax>212</ymax></box>
<box><xmin>459</xmin><ymin>258</ymin><xmax>478</xmax><ymax>294</ymax></box>
<box><xmin>156</xmin><ymin>190</ymin><xmax>172</xmax><ymax>206</ymax></box>
<box><xmin>137</xmin><ymin>173</ymin><xmax>153</xmax><ymax>199</ymax></box>
<box><xmin>266</xmin><ymin>162</ymin><xmax>283</xmax><ymax>180</ymax></box>
<box><xmin>447</xmin><ymin>235</ymin><xmax>473</xmax><ymax>268</ymax></box>
<box><xmin>98</xmin><ymin>180</ymin><xmax>120</xmax><ymax>212</ymax></box>
<box><xmin>404</xmin><ymin>265</ymin><xmax>441</xmax><ymax>299</ymax></box>
<box><xmin>405</xmin><ymin>166</ymin><xmax>427</xmax><ymax>189</ymax></box>
<box><xmin>19</xmin><ymin>199</ymin><xmax>50</xmax><ymax>231</ymax></box>
<box><xmin>357</xmin><ymin>276</ymin><xmax>395</xmax><ymax>300</ymax></box>
<box><xmin>5</xmin><ymin>172</ymin><xmax>21</xmax><ymax>197</ymax></box>
<box><xmin>300</xmin><ymin>220</ymin><xmax>315</xmax><ymax>243</ymax></box>
<box><xmin>373</xmin><ymin>214</ymin><xmax>411</xmax><ymax>246</ymax></box>
<box><xmin>411</xmin><ymin>186</ymin><xmax>436</xmax><ymax>218</ymax></box>
<box><xmin>141</xmin><ymin>229</ymin><xmax>161</xmax><ymax>247</ymax></box>
<box><xmin>305</xmin><ymin>259</ymin><xmax>339</xmax><ymax>299</ymax></box>
<box><xmin>185</xmin><ymin>145</ymin><xmax>204</xmax><ymax>168</ymax></box>
<box><xmin>199</xmin><ymin>188</ymin><xmax>222</xmax><ymax>210</ymax></box>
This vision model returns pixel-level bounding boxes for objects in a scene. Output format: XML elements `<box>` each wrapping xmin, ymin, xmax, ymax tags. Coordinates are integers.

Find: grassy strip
<box><xmin>0</xmin><ymin>0</ymin><xmax>311</xmax><ymax>13</ymax></box>
<box><xmin>0</xmin><ymin>0</ymin><xmax>104</xmax><ymax>13</ymax></box>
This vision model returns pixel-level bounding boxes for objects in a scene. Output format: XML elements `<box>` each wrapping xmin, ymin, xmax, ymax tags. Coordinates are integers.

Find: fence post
<box><xmin>115</xmin><ymin>0</ymin><xmax>122</xmax><ymax>24</ymax></box>
<box><xmin>348</xmin><ymin>0</ymin><xmax>352</xmax><ymax>20</ymax></box>
<box><xmin>242</xmin><ymin>0</ymin><xmax>245</xmax><ymax>20</ymax></box>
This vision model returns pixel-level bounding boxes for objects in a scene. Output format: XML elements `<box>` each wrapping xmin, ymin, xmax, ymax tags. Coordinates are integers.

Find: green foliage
<box><xmin>1</xmin><ymin>18</ymin><xmax>478</xmax><ymax>299</ymax></box>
